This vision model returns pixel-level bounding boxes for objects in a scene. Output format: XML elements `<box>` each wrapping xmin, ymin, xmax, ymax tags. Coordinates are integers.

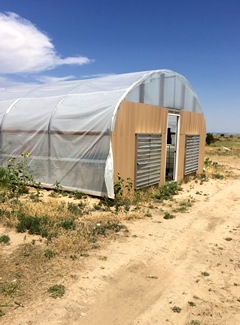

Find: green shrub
<box><xmin>0</xmin><ymin>153</ymin><xmax>37</xmax><ymax>195</ymax></box>
<box><xmin>71</xmin><ymin>191</ymin><xmax>86</xmax><ymax>199</ymax></box>
<box><xmin>0</xmin><ymin>234</ymin><xmax>10</xmax><ymax>244</ymax></box>
<box><xmin>206</xmin><ymin>133</ymin><xmax>215</xmax><ymax>145</ymax></box>
<box><xmin>201</xmin><ymin>271</ymin><xmax>210</xmax><ymax>276</ymax></box>
<box><xmin>224</xmin><ymin>237</ymin><xmax>232</xmax><ymax>241</ymax></box>
<box><xmin>91</xmin><ymin>220</ymin><xmax>127</xmax><ymax>237</ymax></box>
<box><xmin>163</xmin><ymin>212</ymin><xmax>176</xmax><ymax>219</ymax></box>
<box><xmin>153</xmin><ymin>182</ymin><xmax>181</xmax><ymax>201</ymax></box>
<box><xmin>99</xmin><ymin>174</ymin><xmax>133</xmax><ymax>213</ymax></box>
<box><xmin>0</xmin><ymin>309</ymin><xmax>5</xmax><ymax>317</ymax></box>
<box><xmin>67</xmin><ymin>202</ymin><xmax>86</xmax><ymax>215</ymax></box>
<box><xmin>16</xmin><ymin>215</ymin><xmax>49</xmax><ymax>237</ymax></box>
<box><xmin>171</xmin><ymin>306</ymin><xmax>181</xmax><ymax>313</ymax></box>
<box><xmin>145</xmin><ymin>211</ymin><xmax>152</xmax><ymax>218</ymax></box>
<box><xmin>44</xmin><ymin>249</ymin><xmax>55</xmax><ymax>259</ymax></box>
<box><xmin>1</xmin><ymin>281</ymin><xmax>20</xmax><ymax>297</ymax></box>
<box><xmin>212</xmin><ymin>173</ymin><xmax>224</xmax><ymax>180</ymax></box>
<box><xmin>48</xmin><ymin>284</ymin><xmax>65</xmax><ymax>298</ymax></box>
<box><xmin>114</xmin><ymin>174</ymin><xmax>133</xmax><ymax>198</ymax></box>
<box><xmin>60</xmin><ymin>219</ymin><xmax>76</xmax><ymax>230</ymax></box>
<box><xmin>188</xmin><ymin>301</ymin><xmax>196</xmax><ymax>307</ymax></box>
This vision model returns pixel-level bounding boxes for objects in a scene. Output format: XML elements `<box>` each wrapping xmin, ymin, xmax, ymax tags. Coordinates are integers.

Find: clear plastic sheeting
<box><xmin>0</xmin><ymin>70</ymin><xmax>203</xmax><ymax>198</ymax></box>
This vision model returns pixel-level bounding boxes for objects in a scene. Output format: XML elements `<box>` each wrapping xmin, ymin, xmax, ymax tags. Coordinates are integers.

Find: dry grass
<box><xmin>204</xmin><ymin>134</ymin><xmax>240</xmax><ymax>179</ymax></box>
<box><xmin>0</xmin><ymin>189</ymin><xmax>146</xmax><ymax>313</ymax></box>
<box><xmin>1</xmin><ymin>135</ymin><xmax>240</xmax><ymax>317</ymax></box>
<box><xmin>205</xmin><ymin>134</ymin><xmax>240</xmax><ymax>158</ymax></box>
<box><xmin>0</xmin><ymin>242</ymin><xmax>76</xmax><ymax>309</ymax></box>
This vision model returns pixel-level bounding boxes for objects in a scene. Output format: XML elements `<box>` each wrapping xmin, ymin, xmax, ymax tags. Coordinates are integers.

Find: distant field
<box><xmin>206</xmin><ymin>134</ymin><xmax>240</xmax><ymax>157</ymax></box>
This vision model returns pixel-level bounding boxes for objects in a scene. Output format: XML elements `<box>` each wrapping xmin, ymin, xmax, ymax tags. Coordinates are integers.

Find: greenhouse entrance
<box><xmin>165</xmin><ymin>113</ymin><xmax>180</xmax><ymax>181</ymax></box>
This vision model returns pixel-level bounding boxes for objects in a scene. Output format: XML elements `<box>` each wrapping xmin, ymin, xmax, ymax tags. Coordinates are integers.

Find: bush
<box><xmin>44</xmin><ymin>249</ymin><xmax>55</xmax><ymax>259</ymax></box>
<box><xmin>206</xmin><ymin>133</ymin><xmax>215</xmax><ymax>145</ymax></box>
<box><xmin>0</xmin><ymin>234</ymin><xmax>10</xmax><ymax>244</ymax></box>
<box><xmin>16</xmin><ymin>215</ymin><xmax>49</xmax><ymax>237</ymax></box>
<box><xmin>60</xmin><ymin>219</ymin><xmax>76</xmax><ymax>230</ymax></box>
<box><xmin>0</xmin><ymin>153</ymin><xmax>38</xmax><ymax>194</ymax></box>
<box><xmin>48</xmin><ymin>284</ymin><xmax>65</xmax><ymax>298</ymax></box>
<box><xmin>153</xmin><ymin>182</ymin><xmax>181</xmax><ymax>201</ymax></box>
<box><xmin>163</xmin><ymin>212</ymin><xmax>176</xmax><ymax>219</ymax></box>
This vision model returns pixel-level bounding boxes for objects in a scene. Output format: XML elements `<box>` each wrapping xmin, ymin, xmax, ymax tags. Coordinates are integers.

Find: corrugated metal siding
<box><xmin>136</xmin><ymin>134</ymin><xmax>162</xmax><ymax>189</ymax></box>
<box><xmin>184</xmin><ymin>135</ymin><xmax>200</xmax><ymax>175</ymax></box>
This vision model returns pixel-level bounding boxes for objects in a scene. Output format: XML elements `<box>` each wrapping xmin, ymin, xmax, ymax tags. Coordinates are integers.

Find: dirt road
<box><xmin>4</xmin><ymin>171</ymin><xmax>239</xmax><ymax>325</ymax></box>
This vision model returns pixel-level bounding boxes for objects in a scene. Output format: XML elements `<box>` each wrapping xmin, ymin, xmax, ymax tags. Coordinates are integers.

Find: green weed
<box><xmin>0</xmin><ymin>309</ymin><xmax>5</xmax><ymax>317</ymax></box>
<box><xmin>114</xmin><ymin>174</ymin><xmax>133</xmax><ymax>198</ymax></box>
<box><xmin>188</xmin><ymin>321</ymin><xmax>201</xmax><ymax>325</ymax></box>
<box><xmin>201</xmin><ymin>271</ymin><xmax>210</xmax><ymax>276</ymax></box>
<box><xmin>194</xmin><ymin>173</ymin><xmax>208</xmax><ymax>184</ymax></box>
<box><xmin>0</xmin><ymin>234</ymin><xmax>10</xmax><ymax>244</ymax></box>
<box><xmin>53</xmin><ymin>181</ymin><xmax>63</xmax><ymax>193</ymax></box>
<box><xmin>153</xmin><ymin>182</ymin><xmax>181</xmax><ymax>201</ymax></box>
<box><xmin>145</xmin><ymin>211</ymin><xmax>152</xmax><ymax>218</ymax></box>
<box><xmin>16</xmin><ymin>214</ymin><xmax>49</xmax><ymax>237</ymax></box>
<box><xmin>67</xmin><ymin>202</ymin><xmax>86</xmax><ymax>216</ymax></box>
<box><xmin>225</xmin><ymin>237</ymin><xmax>232</xmax><ymax>241</ymax></box>
<box><xmin>171</xmin><ymin>306</ymin><xmax>181</xmax><ymax>313</ymax></box>
<box><xmin>1</xmin><ymin>281</ymin><xmax>20</xmax><ymax>297</ymax></box>
<box><xmin>173</xmin><ymin>199</ymin><xmax>194</xmax><ymax>213</ymax></box>
<box><xmin>100</xmin><ymin>174</ymin><xmax>134</xmax><ymax>213</ymax></box>
<box><xmin>98</xmin><ymin>255</ymin><xmax>107</xmax><ymax>261</ymax></box>
<box><xmin>60</xmin><ymin>219</ymin><xmax>76</xmax><ymax>230</ymax></box>
<box><xmin>188</xmin><ymin>301</ymin><xmax>196</xmax><ymax>307</ymax></box>
<box><xmin>29</xmin><ymin>188</ymin><xmax>42</xmax><ymax>202</ymax></box>
<box><xmin>70</xmin><ymin>191</ymin><xmax>86</xmax><ymax>200</ymax></box>
<box><xmin>183</xmin><ymin>176</ymin><xmax>191</xmax><ymax>183</ymax></box>
<box><xmin>193</xmin><ymin>295</ymin><xmax>200</xmax><ymax>299</ymax></box>
<box><xmin>163</xmin><ymin>212</ymin><xmax>176</xmax><ymax>220</ymax></box>
<box><xmin>0</xmin><ymin>153</ymin><xmax>37</xmax><ymax>195</ymax></box>
<box><xmin>212</xmin><ymin>173</ymin><xmax>224</xmax><ymax>179</ymax></box>
<box><xmin>15</xmin><ymin>272</ymin><xmax>23</xmax><ymax>278</ymax></box>
<box><xmin>44</xmin><ymin>249</ymin><xmax>55</xmax><ymax>259</ymax></box>
<box><xmin>92</xmin><ymin>203</ymin><xmax>103</xmax><ymax>211</ymax></box>
<box><xmin>48</xmin><ymin>284</ymin><xmax>65</xmax><ymax>298</ymax></box>
<box><xmin>91</xmin><ymin>221</ymin><xmax>127</xmax><ymax>237</ymax></box>
<box><xmin>0</xmin><ymin>191</ymin><xmax>7</xmax><ymax>203</ymax></box>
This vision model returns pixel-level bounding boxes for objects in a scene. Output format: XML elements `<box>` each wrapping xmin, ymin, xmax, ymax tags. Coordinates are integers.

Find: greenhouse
<box><xmin>0</xmin><ymin>70</ymin><xmax>206</xmax><ymax>198</ymax></box>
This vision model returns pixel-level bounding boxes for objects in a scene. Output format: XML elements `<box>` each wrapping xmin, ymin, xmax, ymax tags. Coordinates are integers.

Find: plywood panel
<box><xmin>178</xmin><ymin>110</ymin><xmax>206</xmax><ymax>180</ymax></box>
<box><xmin>111</xmin><ymin>101</ymin><xmax>168</xmax><ymax>188</ymax></box>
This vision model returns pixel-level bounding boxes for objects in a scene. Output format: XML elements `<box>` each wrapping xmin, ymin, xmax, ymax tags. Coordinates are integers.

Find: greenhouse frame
<box><xmin>0</xmin><ymin>70</ymin><xmax>206</xmax><ymax>198</ymax></box>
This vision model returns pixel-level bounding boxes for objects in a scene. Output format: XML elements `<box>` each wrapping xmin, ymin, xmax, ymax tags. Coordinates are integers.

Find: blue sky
<box><xmin>0</xmin><ymin>0</ymin><xmax>239</xmax><ymax>133</ymax></box>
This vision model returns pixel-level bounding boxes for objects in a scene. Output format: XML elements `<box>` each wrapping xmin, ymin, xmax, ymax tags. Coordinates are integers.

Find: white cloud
<box><xmin>0</xmin><ymin>12</ymin><xmax>92</xmax><ymax>74</ymax></box>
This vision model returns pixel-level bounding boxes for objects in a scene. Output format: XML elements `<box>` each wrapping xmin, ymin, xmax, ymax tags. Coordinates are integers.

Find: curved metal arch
<box><xmin>110</xmin><ymin>69</ymin><xmax>203</xmax><ymax>131</ymax></box>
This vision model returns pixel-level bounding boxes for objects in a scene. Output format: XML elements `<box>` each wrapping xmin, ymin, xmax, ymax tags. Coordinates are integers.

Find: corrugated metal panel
<box><xmin>184</xmin><ymin>135</ymin><xmax>200</xmax><ymax>175</ymax></box>
<box><xmin>136</xmin><ymin>134</ymin><xmax>161</xmax><ymax>189</ymax></box>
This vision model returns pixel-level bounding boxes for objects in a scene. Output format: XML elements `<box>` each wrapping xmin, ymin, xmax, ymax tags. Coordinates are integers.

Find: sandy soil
<box><xmin>1</xmin><ymin>156</ymin><xmax>240</xmax><ymax>325</ymax></box>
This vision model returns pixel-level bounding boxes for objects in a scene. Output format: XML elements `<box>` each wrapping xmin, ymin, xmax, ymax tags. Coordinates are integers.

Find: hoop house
<box><xmin>0</xmin><ymin>70</ymin><xmax>206</xmax><ymax>198</ymax></box>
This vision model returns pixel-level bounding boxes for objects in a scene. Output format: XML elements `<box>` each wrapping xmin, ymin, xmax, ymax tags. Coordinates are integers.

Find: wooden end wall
<box><xmin>111</xmin><ymin>101</ymin><xmax>168</xmax><ymax>187</ymax></box>
<box><xmin>177</xmin><ymin>110</ymin><xmax>206</xmax><ymax>182</ymax></box>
